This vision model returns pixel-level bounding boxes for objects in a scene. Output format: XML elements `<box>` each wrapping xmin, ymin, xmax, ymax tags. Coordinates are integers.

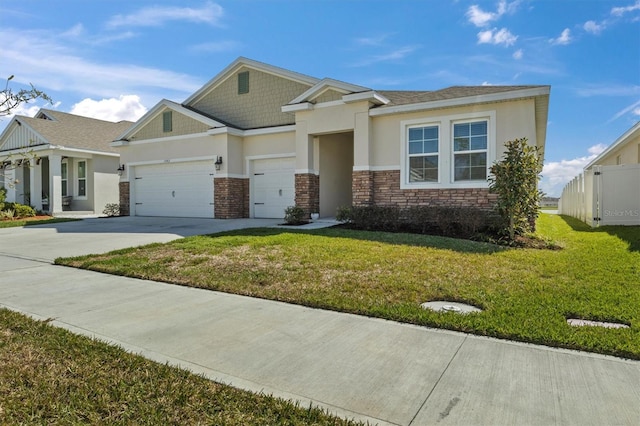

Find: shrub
<box><xmin>338</xmin><ymin>205</ymin><xmax>500</xmax><ymax>239</ymax></box>
<box><xmin>3</xmin><ymin>202</ymin><xmax>35</xmax><ymax>219</ymax></box>
<box><xmin>0</xmin><ymin>209</ymin><xmax>15</xmax><ymax>220</ymax></box>
<box><xmin>283</xmin><ymin>205</ymin><xmax>308</xmax><ymax>225</ymax></box>
<box><xmin>0</xmin><ymin>186</ymin><xmax>5</xmax><ymax>211</ymax></box>
<box><xmin>489</xmin><ymin>137</ymin><xmax>543</xmax><ymax>240</ymax></box>
<box><xmin>103</xmin><ymin>203</ymin><xmax>120</xmax><ymax>217</ymax></box>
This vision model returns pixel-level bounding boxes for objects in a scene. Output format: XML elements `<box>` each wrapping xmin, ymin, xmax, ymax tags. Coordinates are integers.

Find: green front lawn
<box><xmin>0</xmin><ymin>217</ymin><xmax>79</xmax><ymax>228</ymax></box>
<box><xmin>0</xmin><ymin>309</ymin><xmax>360</xmax><ymax>425</ymax></box>
<box><xmin>57</xmin><ymin>214</ymin><xmax>640</xmax><ymax>359</ymax></box>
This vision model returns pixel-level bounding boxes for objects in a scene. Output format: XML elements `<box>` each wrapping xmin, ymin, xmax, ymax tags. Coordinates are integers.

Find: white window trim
<box><xmin>400</xmin><ymin>110</ymin><xmax>496</xmax><ymax>189</ymax></box>
<box><xmin>61</xmin><ymin>160</ymin><xmax>68</xmax><ymax>198</ymax></box>
<box><xmin>75</xmin><ymin>160</ymin><xmax>88</xmax><ymax>200</ymax></box>
<box><xmin>406</xmin><ymin>122</ymin><xmax>441</xmax><ymax>184</ymax></box>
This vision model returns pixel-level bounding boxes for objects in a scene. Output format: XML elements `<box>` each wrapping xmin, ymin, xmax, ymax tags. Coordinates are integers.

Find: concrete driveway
<box><xmin>0</xmin><ymin>216</ymin><xmax>280</xmax><ymax>262</ymax></box>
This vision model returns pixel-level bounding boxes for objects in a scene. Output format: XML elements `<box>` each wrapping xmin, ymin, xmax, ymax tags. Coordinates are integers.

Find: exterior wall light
<box><xmin>117</xmin><ymin>164</ymin><xmax>125</xmax><ymax>176</ymax></box>
<box><xmin>215</xmin><ymin>156</ymin><xmax>223</xmax><ymax>170</ymax></box>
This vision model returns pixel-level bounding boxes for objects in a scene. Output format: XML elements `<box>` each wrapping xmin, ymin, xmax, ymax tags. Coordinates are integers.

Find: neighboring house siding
<box><xmin>597</xmin><ymin>134</ymin><xmax>640</xmax><ymax>166</ymax></box>
<box><xmin>190</xmin><ymin>66</ymin><xmax>312</xmax><ymax>129</ymax></box>
<box><xmin>131</xmin><ymin>110</ymin><xmax>210</xmax><ymax>141</ymax></box>
<box><xmin>314</xmin><ymin>89</ymin><xmax>344</xmax><ymax>104</ymax></box>
<box><xmin>0</xmin><ymin>125</ymin><xmax>47</xmax><ymax>151</ymax></box>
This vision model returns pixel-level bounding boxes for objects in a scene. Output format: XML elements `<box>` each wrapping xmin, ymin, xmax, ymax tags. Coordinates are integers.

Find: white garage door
<box><xmin>133</xmin><ymin>161</ymin><xmax>214</xmax><ymax>218</ymax></box>
<box><xmin>252</xmin><ymin>157</ymin><xmax>295</xmax><ymax>219</ymax></box>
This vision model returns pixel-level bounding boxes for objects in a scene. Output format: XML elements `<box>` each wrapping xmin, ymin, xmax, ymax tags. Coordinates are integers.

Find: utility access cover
<box><xmin>421</xmin><ymin>301</ymin><xmax>482</xmax><ymax>314</ymax></box>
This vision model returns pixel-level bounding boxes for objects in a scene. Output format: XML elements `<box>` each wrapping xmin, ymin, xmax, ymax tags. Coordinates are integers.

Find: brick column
<box><xmin>214</xmin><ymin>177</ymin><xmax>248</xmax><ymax>218</ymax></box>
<box><xmin>295</xmin><ymin>173</ymin><xmax>319</xmax><ymax>215</ymax></box>
<box><xmin>352</xmin><ymin>170</ymin><xmax>374</xmax><ymax>206</ymax></box>
<box><xmin>119</xmin><ymin>182</ymin><xmax>130</xmax><ymax>216</ymax></box>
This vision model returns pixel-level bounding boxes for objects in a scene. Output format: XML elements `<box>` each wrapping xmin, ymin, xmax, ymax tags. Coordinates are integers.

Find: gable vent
<box><xmin>238</xmin><ymin>71</ymin><xmax>249</xmax><ymax>94</ymax></box>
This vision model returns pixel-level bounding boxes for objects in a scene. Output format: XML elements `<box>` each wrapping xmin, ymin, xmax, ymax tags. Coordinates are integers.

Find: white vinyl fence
<box><xmin>559</xmin><ymin>164</ymin><xmax>640</xmax><ymax>227</ymax></box>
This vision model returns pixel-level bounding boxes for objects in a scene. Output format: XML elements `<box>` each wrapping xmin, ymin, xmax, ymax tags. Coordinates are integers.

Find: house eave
<box><xmin>584</xmin><ymin>121</ymin><xmax>640</xmax><ymax>170</ymax></box>
<box><xmin>369</xmin><ymin>86</ymin><xmax>551</xmax><ymax>116</ymax></box>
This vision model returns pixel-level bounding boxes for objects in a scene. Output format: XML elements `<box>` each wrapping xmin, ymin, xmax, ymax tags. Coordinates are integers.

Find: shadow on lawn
<box><xmin>204</xmin><ymin>226</ymin><xmax>506</xmax><ymax>254</ymax></box>
<box><xmin>559</xmin><ymin>215</ymin><xmax>640</xmax><ymax>252</ymax></box>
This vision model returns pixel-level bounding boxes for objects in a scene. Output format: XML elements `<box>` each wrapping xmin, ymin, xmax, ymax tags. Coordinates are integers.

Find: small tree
<box><xmin>1</xmin><ymin>75</ymin><xmax>52</xmax><ymax>189</ymax></box>
<box><xmin>488</xmin><ymin>138</ymin><xmax>543</xmax><ymax>240</ymax></box>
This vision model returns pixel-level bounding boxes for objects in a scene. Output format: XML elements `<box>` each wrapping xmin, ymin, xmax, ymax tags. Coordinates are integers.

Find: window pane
<box><xmin>454</xmin><ymin>166</ymin><xmax>469</xmax><ymax>181</ymax></box>
<box><xmin>409</xmin><ymin>141</ymin><xmax>422</xmax><ymax>154</ymax></box>
<box><xmin>78</xmin><ymin>162</ymin><xmax>86</xmax><ymax>179</ymax></box>
<box><xmin>471</xmin><ymin>152</ymin><xmax>487</xmax><ymax>166</ymax></box>
<box><xmin>61</xmin><ymin>163</ymin><xmax>67</xmax><ymax>179</ymax></box>
<box><xmin>454</xmin><ymin>124</ymin><xmax>469</xmax><ymax>137</ymax></box>
<box><xmin>470</xmin><ymin>121</ymin><xmax>487</xmax><ymax>136</ymax></box>
<box><xmin>423</xmin><ymin>126</ymin><xmax>438</xmax><ymax>140</ymax></box>
<box><xmin>454</xmin><ymin>137</ymin><xmax>469</xmax><ymax>151</ymax></box>
<box><xmin>408</xmin><ymin>128</ymin><xmax>422</xmax><ymax>141</ymax></box>
<box><xmin>78</xmin><ymin>179</ymin><xmax>86</xmax><ymax>196</ymax></box>
<box><xmin>470</xmin><ymin>136</ymin><xmax>487</xmax><ymax>150</ymax></box>
<box><xmin>423</xmin><ymin>139</ymin><xmax>438</xmax><ymax>153</ymax></box>
<box><xmin>409</xmin><ymin>155</ymin><xmax>438</xmax><ymax>182</ymax></box>
<box><xmin>470</xmin><ymin>167</ymin><xmax>487</xmax><ymax>180</ymax></box>
<box><xmin>61</xmin><ymin>180</ymin><xmax>67</xmax><ymax>197</ymax></box>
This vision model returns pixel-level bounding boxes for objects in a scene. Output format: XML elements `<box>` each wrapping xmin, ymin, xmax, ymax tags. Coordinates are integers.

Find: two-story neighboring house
<box><xmin>113</xmin><ymin>57</ymin><xmax>550</xmax><ymax>219</ymax></box>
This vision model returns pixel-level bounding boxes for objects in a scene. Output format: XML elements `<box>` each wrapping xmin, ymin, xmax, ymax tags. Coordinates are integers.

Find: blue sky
<box><xmin>1</xmin><ymin>0</ymin><xmax>638</xmax><ymax>196</ymax></box>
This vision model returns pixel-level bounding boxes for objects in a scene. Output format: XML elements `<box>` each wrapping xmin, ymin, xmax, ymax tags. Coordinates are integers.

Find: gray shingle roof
<box><xmin>377</xmin><ymin>85</ymin><xmax>548</xmax><ymax>107</ymax></box>
<box><xmin>20</xmin><ymin>110</ymin><xmax>133</xmax><ymax>154</ymax></box>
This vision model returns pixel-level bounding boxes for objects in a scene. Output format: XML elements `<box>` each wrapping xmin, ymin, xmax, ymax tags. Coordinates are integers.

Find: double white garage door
<box><xmin>132</xmin><ymin>158</ymin><xmax>294</xmax><ymax>219</ymax></box>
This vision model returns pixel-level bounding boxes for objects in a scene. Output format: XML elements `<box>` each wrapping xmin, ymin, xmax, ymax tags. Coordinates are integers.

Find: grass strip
<box><xmin>0</xmin><ymin>309</ymin><xmax>362</xmax><ymax>425</ymax></box>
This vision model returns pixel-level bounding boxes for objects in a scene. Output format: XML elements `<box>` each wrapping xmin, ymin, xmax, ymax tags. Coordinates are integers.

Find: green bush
<box><xmin>338</xmin><ymin>205</ymin><xmax>500</xmax><ymax>238</ymax></box>
<box><xmin>102</xmin><ymin>203</ymin><xmax>120</xmax><ymax>217</ymax></box>
<box><xmin>283</xmin><ymin>205</ymin><xmax>308</xmax><ymax>225</ymax></box>
<box><xmin>0</xmin><ymin>186</ymin><xmax>5</xmax><ymax>211</ymax></box>
<box><xmin>3</xmin><ymin>202</ymin><xmax>36</xmax><ymax>219</ymax></box>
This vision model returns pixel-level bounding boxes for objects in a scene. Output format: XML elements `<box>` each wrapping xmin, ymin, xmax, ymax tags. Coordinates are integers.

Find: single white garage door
<box><xmin>252</xmin><ymin>157</ymin><xmax>295</xmax><ymax>219</ymax></box>
<box><xmin>133</xmin><ymin>161</ymin><xmax>214</xmax><ymax>218</ymax></box>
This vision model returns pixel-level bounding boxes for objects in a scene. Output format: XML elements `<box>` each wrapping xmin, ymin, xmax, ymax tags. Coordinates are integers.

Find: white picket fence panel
<box><xmin>559</xmin><ymin>164</ymin><xmax>640</xmax><ymax>226</ymax></box>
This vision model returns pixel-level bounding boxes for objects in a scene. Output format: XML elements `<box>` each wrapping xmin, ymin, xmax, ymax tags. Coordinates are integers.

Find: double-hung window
<box><xmin>61</xmin><ymin>162</ymin><xmax>68</xmax><ymax>197</ymax></box>
<box><xmin>453</xmin><ymin>121</ymin><xmax>488</xmax><ymax>181</ymax></box>
<box><xmin>77</xmin><ymin>161</ymin><xmax>87</xmax><ymax>197</ymax></box>
<box><xmin>408</xmin><ymin>125</ymin><xmax>439</xmax><ymax>182</ymax></box>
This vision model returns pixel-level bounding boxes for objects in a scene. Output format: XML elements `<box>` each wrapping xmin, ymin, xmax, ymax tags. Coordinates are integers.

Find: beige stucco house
<box><xmin>114</xmin><ymin>57</ymin><xmax>550</xmax><ymax>219</ymax></box>
<box><xmin>584</xmin><ymin>121</ymin><xmax>640</xmax><ymax>169</ymax></box>
<box><xmin>0</xmin><ymin>109</ymin><xmax>132</xmax><ymax>214</ymax></box>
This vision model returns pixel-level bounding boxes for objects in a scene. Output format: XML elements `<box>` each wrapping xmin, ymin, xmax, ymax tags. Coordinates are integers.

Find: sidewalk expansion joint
<box><xmin>408</xmin><ymin>335</ymin><xmax>467</xmax><ymax>426</ymax></box>
<box><xmin>0</xmin><ymin>252</ymin><xmax>53</xmax><ymax>266</ymax></box>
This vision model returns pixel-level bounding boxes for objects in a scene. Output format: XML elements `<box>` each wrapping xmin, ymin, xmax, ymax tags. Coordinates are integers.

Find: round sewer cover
<box><xmin>566</xmin><ymin>319</ymin><xmax>629</xmax><ymax>329</ymax></box>
<box><xmin>421</xmin><ymin>301</ymin><xmax>482</xmax><ymax>314</ymax></box>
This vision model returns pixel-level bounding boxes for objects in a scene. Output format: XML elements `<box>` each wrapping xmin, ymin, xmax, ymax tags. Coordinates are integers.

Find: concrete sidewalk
<box><xmin>1</xmin><ymin>256</ymin><xmax>639</xmax><ymax>425</ymax></box>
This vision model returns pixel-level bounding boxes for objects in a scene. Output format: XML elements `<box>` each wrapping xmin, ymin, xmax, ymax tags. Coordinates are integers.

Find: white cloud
<box><xmin>466</xmin><ymin>1</ymin><xmax>520</xmax><ymax>27</ymax></box>
<box><xmin>540</xmin><ymin>144</ymin><xmax>607</xmax><ymax>196</ymax></box>
<box><xmin>550</xmin><ymin>28</ymin><xmax>572</xmax><ymax>45</ymax></box>
<box><xmin>189</xmin><ymin>40</ymin><xmax>241</xmax><ymax>53</ymax></box>
<box><xmin>354</xmin><ymin>34</ymin><xmax>390</xmax><ymax>46</ymax></box>
<box><xmin>350</xmin><ymin>45</ymin><xmax>419</xmax><ymax>67</ymax></box>
<box><xmin>70</xmin><ymin>95</ymin><xmax>147</xmax><ymax>122</ymax></box>
<box><xmin>583</xmin><ymin>20</ymin><xmax>604</xmax><ymax>34</ymax></box>
<box><xmin>0</xmin><ymin>29</ymin><xmax>203</xmax><ymax>100</ymax></box>
<box><xmin>467</xmin><ymin>5</ymin><xmax>498</xmax><ymax>27</ymax></box>
<box><xmin>608</xmin><ymin>99</ymin><xmax>640</xmax><ymax>122</ymax></box>
<box><xmin>611</xmin><ymin>0</ymin><xmax>640</xmax><ymax>16</ymax></box>
<box><xmin>107</xmin><ymin>2</ymin><xmax>224</xmax><ymax>28</ymax></box>
<box><xmin>477</xmin><ymin>28</ymin><xmax>518</xmax><ymax>46</ymax></box>
<box><xmin>512</xmin><ymin>48</ymin><xmax>523</xmax><ymax>59</ymax></box>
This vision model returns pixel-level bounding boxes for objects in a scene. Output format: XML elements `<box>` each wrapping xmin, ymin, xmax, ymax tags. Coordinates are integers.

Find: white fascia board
<box><xmin>206</xmin><ymin>125</ymin><xmax>295</xmax><ymax>137</ymax></box>
<box><xmin>343</xmin><ymin>91</ymin><xmax>390</xmax><ymax>105</ymax></box>
<box><xmin>281</xmin><ymin>103</ymin><xmax>314</xmax><ymax>113</ymax></box>
<box><xmin>184</xmin><ymin>57</ymin><xmax>319</xmax><ymax>105</ymax></box>
<box><xmin>369</xmin><ymin>86</ymin><xmax>551</xmax><ymax>117</ymax></box>
<box><xmin>48</xmin><ymin>145</ymin><xmax>120</xmax><ymax>158</ymax></box>
<box><xmin>584</xmin><ymin>121</ymin><xmax>640</xmax><ymax>170</ymax></box>
<box><xmin>111</xmin><ymin>140</ymin><xmax>129</xmax><ymax>147</ymax></box>
<box><xmin>116</xmin><ymin>99</ymin><xmax>224</xmax><ymax>141</ymax></box>
<box><xmin>288</xmin><ymin>78</ymin><xmax>371</xmax><ymax>105</ymax></box>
